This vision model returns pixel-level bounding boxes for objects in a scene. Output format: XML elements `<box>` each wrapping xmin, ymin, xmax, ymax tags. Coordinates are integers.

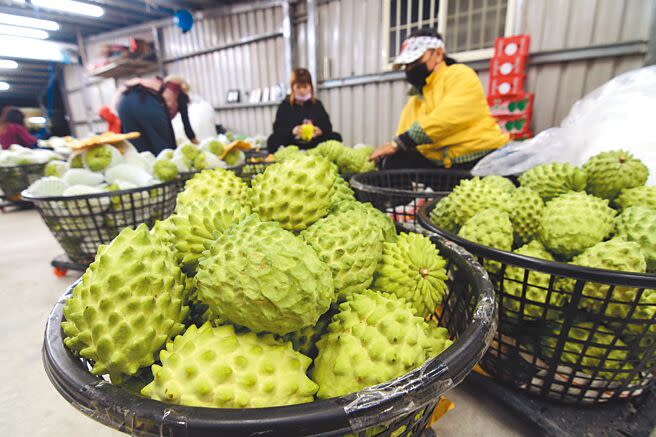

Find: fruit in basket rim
<box><xmin>539</xmin><ymin>191</ymin><xmax>616</xmax><ymax>258</ymax></box>
<box><xmin>176</xmin><ymin>167</ymin><xmax>249</xmax><ymax>213</ymax></box>
<box><xmin>250</xmin><ymin>154</ymin><xmax>336</xmax><ymax>231</ymax></box>
<box><xmin>583</xmin><ymin>150</ymin><xmax>649</xmax><ymax>200</ymax></box>
<box><xmin>84</xmin><ymin>144</ymin><xmax>121</xmax><ymax>172</ymax></box>
<box><xmin>312</xmin><ymin>290</ymin><xmax>452</xmax><ymax>398</ymax></box>
<box><xmin>449</xmin><ymin>177</ymin><xmax>511</xmax><ymax>225</ymax></box>
<box><xmin>330</xmin><ymin>175</ymin><xmax>356</xmax><ymax>206</ymax></box>
<box><xmin>614</xmin><ymin>185</ymin><xmax>656</xmax><ymax>211</ymax></box>
<box><xmin>373</xmin><ymin>232</ymin><xmax>448</xmax><ymax>317</ymax></box>
<box><xmin>283</xmin><ymin>307</ymin><xmax>336</xmax><ymax>359</ymax></box>
<box><xmin>62</xmin><ymin>168</ymin><xmax>104</xmax><ymax>186</ymax></box>
<box><xmin>61</xmin><ymin>224</ymin><xmax>189</xmax><ymax>383</ymax></box>
<box><xmin>458</xmin><ymin>208</ymin><xmax>514</xmax><ymax>273</ymax></box>
<box><xmin>615</xmin><ymin>206</ymin><xmax>656</xmax><ymax>272</ymax></box>
<box><xmin>518</xmin><ymin>162</ymin><xmax>587</xmax><ymax>201</ymax></box>
<box><xmin>223</xmin><ymin>148</ymin><xmax>245</xmax><ymax>166</ymax></box>
<box><xmin>429</xmin><ymin>195</ymin><xmax>459</xmax><ymax>234</ymax></box>
<box><xmin>196</xmin><ymin>214</ymin><xmax>334</xmax><ymax>335</ymax></box>
<box><xmin>503</xmin><ymin>240</ymin><xmax>566</xmax><ymax>319</ymax></box>
<box><xmin>539</xmin><ymin>322</ymin><xmax>633</xmax><ymax>380</ymax></box>
<box><xmin>176</xmin><ymin>142</ymin><xmax>200</xmax><ymax>163</ymax></box>
<box><xmin>273</xmin><ymin>145</ymin><xmax>302</xmax><ymax>162</ymax></box>
<box><xmin>331</xmin><ymin>199</ymin><xmax>397</xmax><ymax>242</ymax></box>
<box><xmin>301</xmin><ymin>207</ymin><xmax>384</xmax><ymax>301</ymax></box>
<box><xmin>44</xmin><ymin>160</ymin><xmax>67</xmax><ymax>177</ymax></box>
<box><xmin>509</xmin><ymin>186</ymin><xmax>544</xmax><ymax>246</ymax></box>
<box><xmin>26</xmin><ymin>176</ymin><xmax>67</xmax><ymax>197</ymax></box>
<box><xmin>170</xmin><ymin>196</ymin><xmax>251</xmax><ymax>274</ymax></box>
<box><xmin>69</xmin><ymin>153</ymin><xmax>84</xmax><ymax>169</ymax></box>
<box><xmin>141</xmin><ymin>322</ymin><xmax>317</xmax><ymax>408</ymax></box>
<box><xmin>153</xmin><ymin>159</ymin><xmax>179</xmax><ymax>182</ymax></box>
<box><xmin>563</xmin><ymin>237</ymin><xmax>647</xmax><ymax>312</ymax></box>
<box><xmin>603</xmin><ymin>290</ymin><xmax>656</xmax><ymax>347</ymax></box>
<box><xmin>482</xmin><ymin>175</ymin><xmax>516</xmax><ymax>193</ymax></box>
<box><xmin>200</xmin><ymin>138</ymin><xmax>225</xmax><ymax>157</ymax></box>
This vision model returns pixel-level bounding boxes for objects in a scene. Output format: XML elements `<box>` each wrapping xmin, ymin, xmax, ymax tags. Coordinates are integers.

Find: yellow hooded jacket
<box><xmin>396</xmin><ymin>63</ymin><xmax>509</xmax><ymax>167</ymax></box>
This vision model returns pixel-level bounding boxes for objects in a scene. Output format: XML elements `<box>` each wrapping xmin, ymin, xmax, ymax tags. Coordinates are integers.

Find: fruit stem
<box><xmin>419</xmin><ymin>268</ymin><xmax>430</xmax><ymax>277</ymax></box>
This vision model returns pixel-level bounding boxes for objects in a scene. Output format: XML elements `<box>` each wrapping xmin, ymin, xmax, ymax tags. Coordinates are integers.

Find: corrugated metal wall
<box><xmin>62</xmin><ymin>0</ymin><xmax>653</xmax><ymax>144</ymax></box>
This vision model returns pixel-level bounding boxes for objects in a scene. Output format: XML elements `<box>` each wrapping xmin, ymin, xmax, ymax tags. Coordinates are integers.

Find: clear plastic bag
<box><xmin>473</xmin><ymin>66</ymin><xmax>656</xmax><ymax>185</ymax></box>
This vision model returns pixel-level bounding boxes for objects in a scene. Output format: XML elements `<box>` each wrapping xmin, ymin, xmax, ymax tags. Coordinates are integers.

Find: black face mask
<box><xmin>405</xmin><ymin>62</ymin><xmax>431</xmax><ymax>91</ymax></box>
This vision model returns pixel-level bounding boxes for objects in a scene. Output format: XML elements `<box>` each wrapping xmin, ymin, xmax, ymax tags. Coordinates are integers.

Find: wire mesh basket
<box><xmin>43</xmin><ymin>233</ymin><xmax>496</xmax><ymax>437</ymax></box>
<box><xmin>350</xmin><ymin>170</ymin><xmax>472</xmax><ymax>229</ymax></box>
<box><xmin>0</xmin><ymin>163</ymin><xmax>46</xmax><ymax>203</ymax></box>
<box><xmin>418</xmin><ymin>201</ymin><xmax>656</xmax><ymax>405</ymax></box>
<box><xmin>22</xmin><ymin>181</ymin><xmax>178</xmax><ymax>266</ymax></box>
<box><xmin>240</xmin><ymin>161</ymin><xmax>274</xmax><ymax>184</ymax></box>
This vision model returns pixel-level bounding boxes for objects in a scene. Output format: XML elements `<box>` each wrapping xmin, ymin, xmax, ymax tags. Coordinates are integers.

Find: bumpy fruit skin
<box><xmin>283</xmin><ymin>308</ymin><xmax>335</xmax><ymax>359</ymax></box>
<box><xmin>176</xmin><ymin>167</ymin><xmax>249</xmax><ymax>212</ymax></box>
<box><xmin>565</xmin><ymin>238</ymin><xmax>647</xmax><ymax>311</ymax></box>
<box><xmin>69</xmin><ymin>154</ymin><xmax>84</xmax><ymax>169</ymax></box>
<box><xmin>44</xmin><ymin>160</ymin><xmax>67</xmax><ymax>177</ymax></box>
<box><xmin>331</xmin><ymin>175</ymin><xmax>356</xmax><ymax>207</ymax></box>
<box><xmin>518</xmin><ymin>163</ymin><xmax>587</xmax><ymax>201</ymax></box>
<box><xmin>170</xmin><ymin>197</ymin><xmax>251</xmax><ymax>273</ymax></box>
<box><xmin>583</xmin><ymin>150</ymin><xmax>649</xmax><ymax>200</ymax></box>
<box><xmin>312</xmin><ymin>291</ymin><xmax>452</xmax><ymax>398</ymax></box>
<box><xmin>540</xmin><ymin>322</ymin><xmax>633</xmax><ymax>380</ymax></box>
<box><xmin>614</xmin><ymin>186</ymin><xmax>656</xmax><ymax>211</ymax></box>
<box><xmin>250</xmin><ymin>155</ymin><xmax>336</xmax><ymax>230</ymax></box>
<box><xmin>615</xmin><ymin>206</ymin><xmax>656</xmax><ymax>272</ymax></box>
<box><xmin>482</xmin><ymin>175</ymin><xmax>516</xmax><ymax>193</ymax></box>
<box><xmin>509</xmin><ymin>187</ymin><xmax>544</xmax><ymax>245</ymax></box>
<box><xmin>503</xmin><ymin>241</ymin><xmax>565</xmax><ymax>319</ymax></box>
<box><xmin>196</xmin><ymin>215</ymin><xmax>334</xmax><ymax>335</ymax></box>
<box><xmin>153</xmin><ymin>159</ymin><xmax>179</xmax><ymax>181</ymax></box>
<box><xmin>449</xmin><ymin>177</ymin><xmax>511</xmax><ymax>225</ymax></box>
<box><xmin>141</xmin><ymin>323</ymin><xmax>318</xmax><ymax>407</ymax></box>
<box><xmin>179</xmin><ymin>143</ymin><xmax>200</xmax><ymax>161</ymax></box>
<box><xmin>332</xmin><ymin>200</ymin><xmax>396</xmax><ymax>242</ymax></box>
<box><xmin>458</xmin><ymin>208</ymin><xmax>513</xmax><ymax>273</ymax></box>
<box><xmin>273</xmin><ymin>145</ymin><xmax>302</xmax><ymax>162</ymax></box>
<box><xmin>224</xmin><ymin>149</ymin><xmax>244</xmax><ymax>166</ymax></box>
<box><xmin>301</xmin><ymin>208</ymin><xmax>384</xmax><ymax>300</ymax></box>
<box><xmin>603</xmin><ymin>291</ymin><xmax>656</xmax><ymax>356</ymax></box>
<box><xmin>539</xmin><ymin>191</ymin><xmax>616</xmax><ymax>258</ymax></box>
<box><xmin>61</xmin><ymin>224</ymin><xmax>189</xmax><ymax>383</ymax></box>
<box><xmin>373</xmin><ymin>233</ymin><xmax>448</xmax><ymax>317</ymax></box>
<box><xmin>429</xmin><ymin>195</ymin><xmax>459</xmax><ymax>234</ymax></box>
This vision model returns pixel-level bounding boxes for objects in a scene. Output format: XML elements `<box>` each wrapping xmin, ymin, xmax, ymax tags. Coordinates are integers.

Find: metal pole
<box><xmin>152</xmin><ymin>26</ymin><xmax>167</xmax><ymax>76</ymax></box>
<box><xmin>307</xmin><ymin>0</ymin><xmax>318</xmax><ymax>88</ymax></box>
<box><xmin>76</xmin><ymin>29</ymin><xmax>95</xmax><ymax>135</ymax></box>
<box><xmin>281</xmin><ymin>0</ymin><xmax>293</xmax><ymax>85</ymax></box>
<box><xmin>646</xmin><ymin>0</ymin><xmax>656</xmax><ymax>66</ymax></box>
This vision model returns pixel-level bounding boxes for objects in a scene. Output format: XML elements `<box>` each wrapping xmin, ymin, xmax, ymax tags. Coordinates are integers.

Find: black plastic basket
<box><xmin>418</xmin><ymin>201</ymin><xmax>656</xmax><ymax>405</ymax></box>
<box><xmin>240</xmin><ymin>161</ymin><xmax>274</xmax><ymax>184</ymax></box>
<box><xmin>350</xmin><ymin>170</ymin><xmax>472</xmax><ymax>229</ymax></box>
<box><xmin>43</xmin><ymin>233</ymin><xmax>496</xmax><ymax>437</ymax></box>
<box><xmin>22</xmin><ymin>181</ymin><xmax>178</xmax><ymax>266</ymax></box>
<box><xmin>0</xmin><ymin>163</ymin><xmax>46</xmax><ymax>203</ymax></box>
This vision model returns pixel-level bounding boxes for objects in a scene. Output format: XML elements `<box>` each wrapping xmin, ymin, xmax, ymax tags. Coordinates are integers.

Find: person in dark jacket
<box><xmin>267</xmin><ymin>68</ymin><xmax>341</xmax><ymax>152</ymax></box>
<box><xmin>115</xmin><ymin>75</ymin><xmax>197</xmax><ymax>154</ymax></box>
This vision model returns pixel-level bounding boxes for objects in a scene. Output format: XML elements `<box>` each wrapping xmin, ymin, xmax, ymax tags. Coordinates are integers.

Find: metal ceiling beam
<box><xmin>0</xmin><ymin>77</ymin><xmax>48</xmax><ymax>84</ymax></box>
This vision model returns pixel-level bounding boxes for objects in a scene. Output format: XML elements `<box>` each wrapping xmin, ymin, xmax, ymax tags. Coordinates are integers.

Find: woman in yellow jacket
<box><xmin>371</xmin><ymin>30</ymin><xmax>509</xmax><ymax>170</ymax></box>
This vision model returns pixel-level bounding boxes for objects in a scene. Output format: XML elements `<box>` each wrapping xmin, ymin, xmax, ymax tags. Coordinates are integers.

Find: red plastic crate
<box><xmin>496</xmin><ymin>114</ymin><xmax>531</xmax><ymax>136</ymax></box>
<box><xmin>494</xmin><ymin>35</ymin><xmax>531</xmax><ymax>57</ymax></box>
<box><xmin>488</xmin><ymin>74</ymin><xmax>524</xmax><ymax>98</ymax></box>
<box><xmin>488</xmin><ymin>94</ymin><xmax>534</xmax><ymax>116</ymax></box>
<box><xmin>489</xmin><ymin>56</ymin><xmax>527</xmax><ymax>77</ymax></box>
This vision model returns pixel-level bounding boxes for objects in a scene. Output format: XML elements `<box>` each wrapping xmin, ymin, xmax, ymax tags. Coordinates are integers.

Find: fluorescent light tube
<box><xmin>0</xmin><ymin>12</ymin><xmax>59</xmax><ymax>31</ymax></box>
<box><xmin>0</xmin><ymin>24</ymin><xmax>48</xmax><ymax>39</ymax></box>
<box><xmin>31</xmin><ymin>0</ymin><xmax>104</xmax><ymax>18</ymax></box>
<box><xmin>28</xmin><ymin>116</ymin><xmax>47</xmax><ymax>124</ymax></box>
<box><xmin>0</xmin><ymin>36</ymin><xmax>77</xmax><ymax>62</ymax></box>
<box><xmin>0</xmin><ymin>82</ymin><xmax>9</xmax><ymax>91</ymax></box>
<box><xmin>0</xmin><ymin>60</ymin><xmax>18</xmax><ymax>69</ymax></box>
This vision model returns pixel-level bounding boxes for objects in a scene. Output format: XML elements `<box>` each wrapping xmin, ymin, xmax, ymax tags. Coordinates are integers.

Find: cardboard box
<box><xmin>488</xmin><ymin>94</ymin><xmax>534</xmax><ymax>116</ymax></box>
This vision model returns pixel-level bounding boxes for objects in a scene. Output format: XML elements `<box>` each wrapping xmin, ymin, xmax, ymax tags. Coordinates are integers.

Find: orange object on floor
<box><xmin>429</xmin><ymin>396</ymin><xmax>455</xmax><ymax>427</ymax></box>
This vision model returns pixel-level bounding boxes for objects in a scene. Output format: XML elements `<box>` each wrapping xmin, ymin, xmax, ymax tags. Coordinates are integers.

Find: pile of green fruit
<box><xmin>274</xmin><ymin>141</ymin><xmax>376</xmax><ymax>174</ymax></box>
<box><xmin>429</xmin><ymin>150</ymin><xmax>655</xmax><ymax>378</ymax></box>
<box><xmin>61</xmin><ymin>154</ymin><xmax>454</xmax><ymax>409</ymax></box>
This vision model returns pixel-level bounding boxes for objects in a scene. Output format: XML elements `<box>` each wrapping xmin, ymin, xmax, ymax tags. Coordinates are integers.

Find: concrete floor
<box><xmin>0</xmin><ymin>208</ymin><xmax>535</xmax><ymax>436</ymax></box>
